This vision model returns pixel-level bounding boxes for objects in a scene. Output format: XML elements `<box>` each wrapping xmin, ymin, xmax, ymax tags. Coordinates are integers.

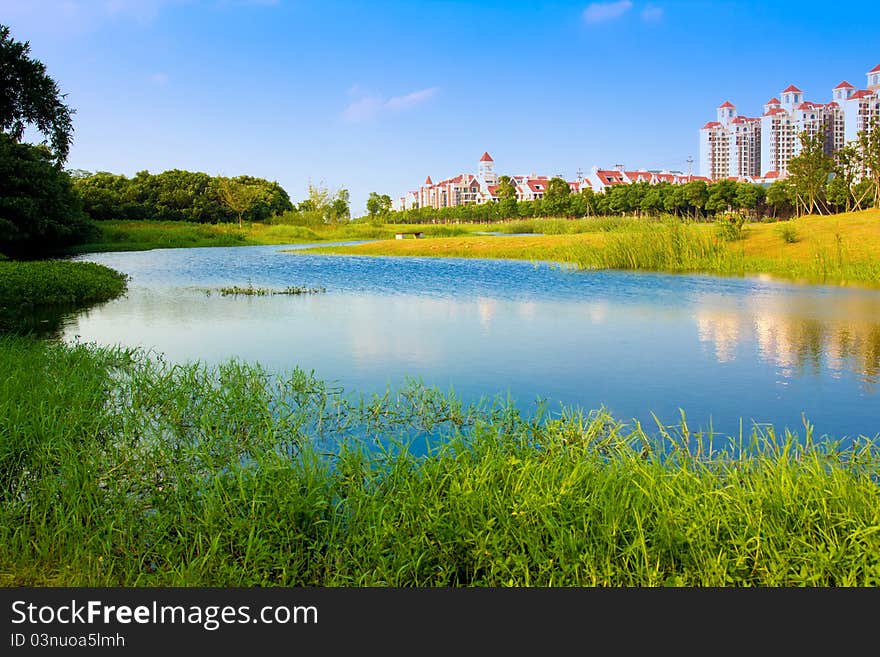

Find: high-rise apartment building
<box><xmin>701</xmin><ymin>63</ymin><xmax>879</xmax><ymax>179</ymax></box>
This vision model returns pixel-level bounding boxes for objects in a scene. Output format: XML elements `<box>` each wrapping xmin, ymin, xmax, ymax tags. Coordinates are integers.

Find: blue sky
<box><xmin>5</xmin><ymin>0</ymin><xmax>879</xmax><ymax>215</ymax></box>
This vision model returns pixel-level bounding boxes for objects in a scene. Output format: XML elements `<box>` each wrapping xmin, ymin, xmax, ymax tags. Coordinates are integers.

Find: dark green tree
<box><xmin>0</xmin><ymin>24</ymin><xmax>74</xmax><ymax>162</ymax></box>
<box><xmin>766</xmin><ymin>180</ymin><xmax>792</xmax><ymax>219</ymax></box>
<box><xmin>0</xmin><ymin>133</ymin><xmax>94</xmax><ymax>256</ymax></box>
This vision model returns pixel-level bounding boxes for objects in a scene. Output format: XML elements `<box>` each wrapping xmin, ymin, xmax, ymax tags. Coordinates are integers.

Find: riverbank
<box><xmin>2</xmin><ymin>336</ymin><xmax>879</xmax><ymax>587</ymax></box>
<box><xmin>302</xmin><ymin>209</ymin><xmax>880</xmax><ymax>288</ymax></box>
<box><xmin>0</xmin><ymin>260</ymin><xmax>128</xmax><ymax>333</ymax></box>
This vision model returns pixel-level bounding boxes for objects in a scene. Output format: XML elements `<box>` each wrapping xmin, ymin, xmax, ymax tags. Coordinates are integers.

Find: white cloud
<box><xmin>343</xmin><ymin>87</ymin><xmax>438</xmax><ymax>123</ymax></box>
<box><xmin>582</xmin><ymin>0</ymin><xmax>632</xmax><ymax>23</ymax></box>
<box><xmin>641</xmin><ymin>4</ymin><xmax>664</xmax><ymax>21</ymax></box>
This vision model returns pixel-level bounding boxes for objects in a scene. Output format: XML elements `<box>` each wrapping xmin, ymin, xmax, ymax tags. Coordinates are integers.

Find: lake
<box><xmin>64</xmin><ymin>243</ymin><xmax>880</xmax><ymax>442</ymax></box>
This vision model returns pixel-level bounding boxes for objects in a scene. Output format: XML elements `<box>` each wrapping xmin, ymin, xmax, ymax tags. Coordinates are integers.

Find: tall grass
<box><xmin>496</xmin><ymin>217</ymin><xmax>645</xmax><ymax>235</ymax></box>
<box><xmin>561</xmin><ymin>221</ymin><xmax>741</xmax><ymax>274</ymax></box>
<box><xmin>2</xmin><ymin>336</ymin><xmax>878</xmax><ymax>586</ymax></box>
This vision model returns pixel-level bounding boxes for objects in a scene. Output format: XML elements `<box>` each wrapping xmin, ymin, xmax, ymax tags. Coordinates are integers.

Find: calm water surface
<box><xmin>65</xmin><ymin>243</ymin><xmax>880</xmax><ymax>441</ymax></box>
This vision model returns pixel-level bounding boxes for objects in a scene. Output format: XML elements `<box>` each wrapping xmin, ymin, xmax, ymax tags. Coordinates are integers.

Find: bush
<box><xmin>776</xmin><ymin>222</ymin><xmax>799</xmax><ymax>244</ymax></box>
<box><xmin>716</xmin><ymin>213</ymin><xmax>746</xmax><ymax>242</ymax></box>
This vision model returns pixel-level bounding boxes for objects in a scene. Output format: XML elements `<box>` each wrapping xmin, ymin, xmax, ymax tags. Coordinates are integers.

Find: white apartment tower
<box><xmin>843</xmin><ymin>64</ymin><xmax>880</xmax><ymax>144</ymax></box>
<box><xmin>704</xmin><ymin>63</ymin><xmax>880</xmax><ymax>180</ymax></box>
<box><xmin>700</xmin><ymin>101</ymin><xmax>761</xmax><ymax>179</ymax></box>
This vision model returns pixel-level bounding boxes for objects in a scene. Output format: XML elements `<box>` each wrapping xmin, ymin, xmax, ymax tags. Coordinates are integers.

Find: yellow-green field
<box><xmin>301</xmin><ymin>210</ymin><xmax>880</xmax><ymax>288</ymax></box>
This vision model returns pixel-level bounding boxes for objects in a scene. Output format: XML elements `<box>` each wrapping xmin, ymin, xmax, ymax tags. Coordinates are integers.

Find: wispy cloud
<box><xmin>582</xmin><ymin>0</ymin><xmax>632</xmax><ymax>24</ymax></box>
<box><xmin>104</xmin><ymin>0</ymin><xmax>169</xmax><ymax>24</ymax></box>
<box><xmin>343</xmin><ymin>87</ymin><xmax>439</xmax><ymax>123</ymax></box>
<box><xmin>641</xmin><ymin>4</ymin><xmax>664</xmax><ymax>21</ymax></box>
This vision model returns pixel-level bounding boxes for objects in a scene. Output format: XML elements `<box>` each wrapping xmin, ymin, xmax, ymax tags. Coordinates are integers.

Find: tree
<box><xmin>734</xmin><ymin>182</ymin><xmax>766</xmax><ymax>220</ymax></box>
<box><xmin>218</xmin><ymin>176</ymin><xmax>261</xmax><ymax>228</ymax></box>
<box><xmin>766</xmin><ymin>180</ymin><xmax>792</xmax><ymax>219</ymax></box>
<box><xmin>0</xmin><ymin>24</ymin><xmax>74</xmax><ymax>162</ymax></box>
<box><xmin>543</xmin><ymin>177</ymin><xmax>571</xmax><ymax>217</ymax></box>
<box><xmin>855</xmin><ymin>116</ymin><xmax>880</xmax><ymax>210</ymax></box>
<box><xmin>495</xmin><ymin>175</ymin><xmax>518</xmax><ymax>219</ymax></box>
<box><xmin>330</xmin><ymin>187</ymin><xmax>350</xmax><ymax>222</ymax></box>
<box><xmin>682</xmin><ymin>181</ymin><xmax>708</xmax><ymax>218</ymax></box>
<box><xmin>705</xmin><ymin>179</ymin><xmax>738</xmax><ymax>215</ymax></box>
<box><xmin>829</xmin><ymin>143</ymin><xmax>861</xmax><ymax>212</ymax></box>
<box><xmin>786</xmin><ymin>131</ymin><xmax>833</xmax><ymax>216</ymax></box>
<box><xmin>0</xmin><ymin>133</ymin><xmax>94</xmax><ymax>256</ymax></box>
<box><xmin>366</xmin><ymin>192</ymin><xmax>392</xmax><ymax>219</ymax></box>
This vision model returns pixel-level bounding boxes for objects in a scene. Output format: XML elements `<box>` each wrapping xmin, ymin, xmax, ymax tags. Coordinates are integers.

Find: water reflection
<box><xmin>59</xmin><ymin>246</ymin><xmax>880</xmax><ymax>439</ymax></box>
<box><xmin>695</xmin><ymin>292</ymin><xmax>880</xmax><ymax>387</ymax></box>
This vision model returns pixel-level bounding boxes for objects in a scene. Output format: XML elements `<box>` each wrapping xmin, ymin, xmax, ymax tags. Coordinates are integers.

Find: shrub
<box><xmin>716</xmin><ymin>213</ymin><xmax>746</xmax><ymax>242</ymax></box>
<box><xmin>776</xmin><ymin>222</ymin><xmax>799</xmax><ymax>244</ymax></box>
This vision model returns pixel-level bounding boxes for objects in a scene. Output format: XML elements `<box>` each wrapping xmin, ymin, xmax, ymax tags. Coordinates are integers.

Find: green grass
<box><xmin>0</xmin><ymin>260</ymin><xmax>127</xmax><ymax>309</ymax></box>
<box><xmin>2</xmin><ymin>336</ymin><xmax>879</xmax><ymax>586</ymax></box>
<box><xmin>66</xmin><ymin>220</ymin><xmax>479</xmax><ymax>253</ymax></box>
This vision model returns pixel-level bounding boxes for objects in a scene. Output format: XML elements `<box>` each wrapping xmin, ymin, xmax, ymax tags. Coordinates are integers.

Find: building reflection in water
<box><xmin>695</xmin><ymin>292</ymin><xmax>880</xmax><ymax>386</ymax></box>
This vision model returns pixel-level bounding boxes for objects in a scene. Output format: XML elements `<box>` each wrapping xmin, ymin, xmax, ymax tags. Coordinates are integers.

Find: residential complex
<box><xmin>396</xmin><ymin>153</ymin><xmax>711</xmax><ymax>211</ymax></box>
<box><xmin>700</xmin><ymin>63</ymin><xmax>879</xmax><ymax>179</ymax></box>
<box><xmin>395</xmin><ymin>63</ymin><xmax>879</xmax><ymax>210</ymax></box>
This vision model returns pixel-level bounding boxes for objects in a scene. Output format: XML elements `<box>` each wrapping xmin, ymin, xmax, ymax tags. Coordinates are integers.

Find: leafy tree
<box><xmin>682</xmin><ymin>181</ymin><xmax>708</xmax><ymax>218</ymax></box>
<box><xmin>829</xmin><ymin>143</ymin><xmax>861</xmax><ymax>212</ymax></box>
<box><xmin>495</xmin><ymin>175</ymin><xmax>518</xmax><ymax>219</ymax></box>
<box><xmin>786</xmin><ymin>131</ymin><xmax>833</xmax><ymax>216</ymax></box>
<box><xmin>640</xmin><ymin>183</ymin><xmax>667</xmax><ymax>216</ymax></box>
<box><xmin>330</xmin><ymin>187</ymin><xmax>350</xmax><ymax>222</ymax></box>
<box><xmin>766</xmin><ymin>180</ymin><xmax>792</xmax><ymax>219</ymax></box>
<box><xmin>543</xmin><ymin>177</ymin><xmax>571</xmax><ymax>216</ymax></box>
<box><xmin>218</xmin><ymin>177</ymin><xmax>262</xmax><ymax>227</ymax></box>
<box><xmin>366</xmin><ymin>192</ymin><xmax>392</xmax><ymax>219</ymax></box>
<box><xmin>854</xmin><ymin>116</ymin><xmax>880</xmax><ymax>210</ymax></box>
<box><xmin>580</xmin><ymin>187</ymin><xmax>597</xmax><ymax>216</ymax></box>
<box><xmin>0</xmin><ymin>133</ymin><xmax>94</xmax><ymax>256</ymax></box>
<box><xmin>0</xmin><ymin>24</ymin><xmax>74</xmax><ymax>162</ymax></box>
<box><xmin>735</xmin><ymin>182</ymin><xmax>765</xmax><ymax>219</ymax></box>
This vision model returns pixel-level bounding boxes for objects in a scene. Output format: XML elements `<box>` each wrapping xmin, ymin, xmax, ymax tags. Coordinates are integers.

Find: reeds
<box><xmin>216</xmin><ymin>284</ymin><xmax>326</xmax><ymax>296</ymax></box>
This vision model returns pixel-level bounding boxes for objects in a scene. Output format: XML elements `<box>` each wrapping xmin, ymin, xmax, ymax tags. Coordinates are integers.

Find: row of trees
<box><xmin>371</xmin><ymin>177</ymin><xmax>798</xmax><ymax>224</ymax></box>
<box><xmin>73</xmin><ymin>170</ymin><xmax>295</xmax><ymax>225</ymax></box>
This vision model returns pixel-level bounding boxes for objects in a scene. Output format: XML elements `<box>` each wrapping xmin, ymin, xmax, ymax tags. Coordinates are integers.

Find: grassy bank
<box><xmin>303</xmin><ymin>209</ymin><xmax>880</xmax><ymax>288</ymax></box>
<box><xmin>0</xmin><ymin>260</ymin><xmax>127</xmax><ymax>309</ymax></box>
<box><xmin>67</xmin><ymin>220</ymin><xmax>484</xmax><ymax>253</ymax></box>
<box><xmin>2</xmin><ymin>336</ymin><xmax>879</xmax><ymax>586</ymax></box>
<box><xmin>0</xmin><ymin>260</ymin><xmax>128</xmax><ymax>334</ymax></box>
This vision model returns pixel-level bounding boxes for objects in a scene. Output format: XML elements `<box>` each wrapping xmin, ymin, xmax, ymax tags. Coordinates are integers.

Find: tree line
<box><xmin>72</xmin><ymin>170</ymin><xmax>294</xmax><ymax>224</ymax></box>
<box><xmin>369</xmin><ymin>177</ymin><xmax>788</xmax><ymax>224</ymax></box>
